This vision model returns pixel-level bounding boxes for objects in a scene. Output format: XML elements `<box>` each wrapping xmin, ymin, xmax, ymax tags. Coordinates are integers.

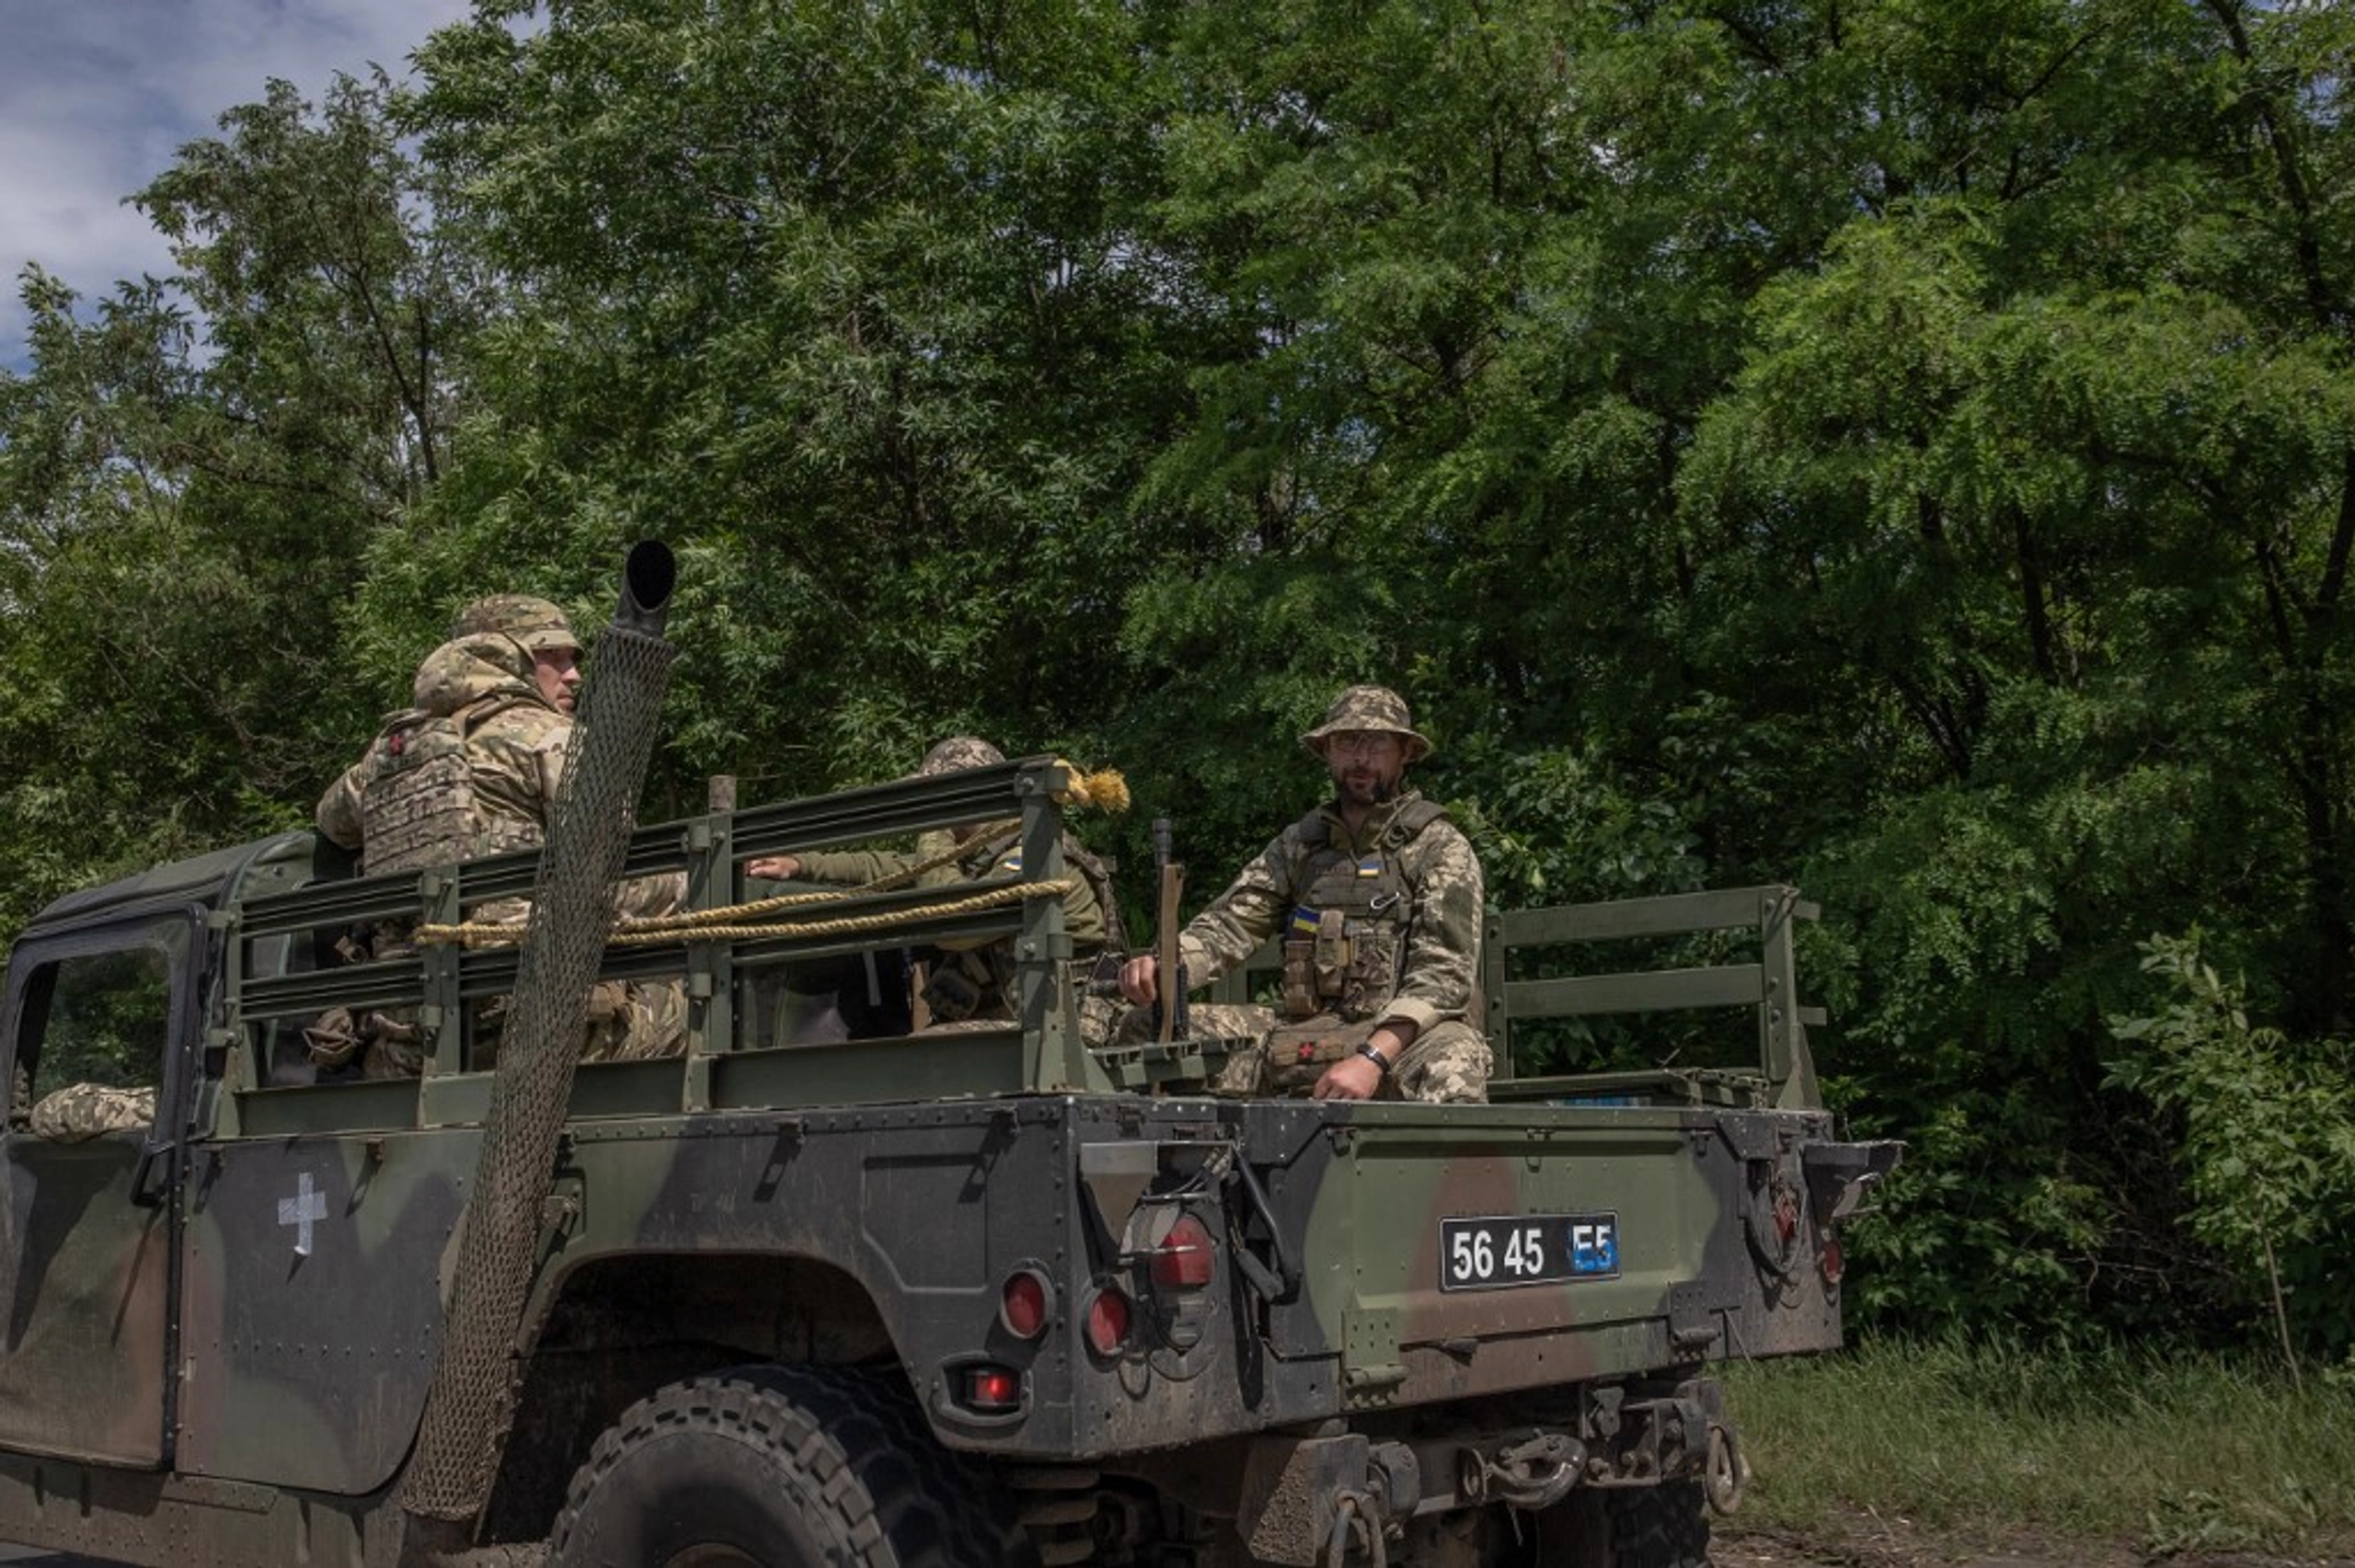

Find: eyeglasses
<box><xmin>1324</xmin><ymin>732</ymin><xmax>1398</xmax><ymax>760</ymax></box>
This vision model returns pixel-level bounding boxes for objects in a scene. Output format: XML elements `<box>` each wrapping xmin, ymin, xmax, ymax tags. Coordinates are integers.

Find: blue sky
<box><xmin>0</xmin><ymin>0</ymin><xmax>474</xmax><ymax>369</ymax></box>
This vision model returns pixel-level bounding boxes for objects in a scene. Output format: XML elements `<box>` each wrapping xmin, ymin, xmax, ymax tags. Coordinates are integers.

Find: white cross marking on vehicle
<box><xmin>277</xmin><ymin>1172</ymin><xmax>327</xmax><ymax>1257</ymax></box>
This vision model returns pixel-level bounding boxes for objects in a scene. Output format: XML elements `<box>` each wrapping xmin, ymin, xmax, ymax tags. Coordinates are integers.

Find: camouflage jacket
<box><xmin>794</xmin><ymin>826</ymin><xmax>1112</xmax><ymax>953</ymax></box>
<box><xmin>317</xmin><ymin>635</ymin><xmax>570</xmax><ymax>859</ymax></box>
<box><xmin>1177</xmin><ymin>791</ymin><xmax>1484</xmax><ymax>1036</ymax></box>
<box><xmin>317</xmin><ymin>636</ymin><xmax>678</xmax><ymax>919</ymax></box>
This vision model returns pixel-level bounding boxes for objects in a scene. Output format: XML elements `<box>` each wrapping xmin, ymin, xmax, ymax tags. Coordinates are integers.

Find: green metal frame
<box><xmin>1483</xmin><ymin>885</ymin><xmax>1824</xmax><ymax>1109</ymax></box>
<box><xmin>222</xmin><ymin>758</ymin><xmax>1095</xmax><ymax>1135</ymax></box>
<box><xmin>213</xmin><ymin>770</ymin><xmax>1825</xmax><ymax>1131</ymax></box>
<box><xmin>1203</xmin><ymin>883</ymin><xmax>1824</xmax><ymax>1108</ymax></box>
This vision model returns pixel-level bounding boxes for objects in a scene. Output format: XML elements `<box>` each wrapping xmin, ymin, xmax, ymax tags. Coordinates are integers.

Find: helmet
<box><xmin>914</xmin><ymin>736</ymin><xmax>1007</xmax><ymax>777</ymax></box>
<box><xmin>1301</xmin><ymin>684</ymin><xmax>1432</xmax><ymax>763</ymax></box>
<box><xmin>449</xmin><ymin>593</ymin><xmax>580</xmax><ymax>655</ymax></box>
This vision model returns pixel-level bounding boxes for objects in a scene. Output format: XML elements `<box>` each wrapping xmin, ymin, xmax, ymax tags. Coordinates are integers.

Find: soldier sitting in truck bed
<box><xmin>749</xmin><ymin>736</ymin><xmax>1126</xmax><ymax>1037</ymax></box>
<box><xmin>1119</xmin><ymin>683</ymin><xmax>1492</xmax><ymax>1103</ymax></box>
<box><xmin>311</xmin><ymin>593</ymin><xmax>684</xmax><ymax>1074</ymax></box>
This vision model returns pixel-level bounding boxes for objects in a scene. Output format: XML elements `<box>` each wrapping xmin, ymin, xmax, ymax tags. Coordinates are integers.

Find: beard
<box><xmin>1333</xmin><ymin>767</ymin><xmax>1401</xmax><ymax>807</ymax></box>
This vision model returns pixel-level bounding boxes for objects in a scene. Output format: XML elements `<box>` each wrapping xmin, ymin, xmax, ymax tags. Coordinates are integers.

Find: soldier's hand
<box><xmin>1118</xmin><ymin>956</ymin><xmax>1159</xmax><ymax>1006</ymax></box>
<box><xmin>1312</xmin><ymin>1055</ymin><xmax>1384</xmax><ymax>1102</ymax></box>
<box><xmin>747</xmin><ymin>854</ymin><xmax>801</xmax><ymax>881</ymax></box>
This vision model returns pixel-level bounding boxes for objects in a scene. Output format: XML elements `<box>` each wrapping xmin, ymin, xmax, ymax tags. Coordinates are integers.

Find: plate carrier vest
<box><xmin>920</xmin><ymin>828</ymin><xmax>1129</xmax><ymax>1024</ymax></box>
<box><xmin>1278</xmin><ymin>796</ymin><xmax>1448</xmax><ymax>1024</ymax></box>
<box><xmin>357</xmin><ymin>697</ymin><xmax>546</xmax><ymax>876</ymax></box>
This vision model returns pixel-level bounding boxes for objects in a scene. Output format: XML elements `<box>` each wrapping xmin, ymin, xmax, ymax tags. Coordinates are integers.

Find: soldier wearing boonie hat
<box><xmin>1299</xmin><ymin>683</ymin><xmax>1433</xmax><ymax>764</ymax></box>
<box><xmin>1118</xmin><ymin>683</ymin><xmax>1490</xmax><ymax>1104</ymax></box>
<box><xmin>443</xmin><ymin>593</ymin><xmax>583</xmax><ymax>717</ymax></box>
<box><xmin>912</xmin><ymin>735</ymin><xmax>1007</xmax><ymax>777</ymax></box>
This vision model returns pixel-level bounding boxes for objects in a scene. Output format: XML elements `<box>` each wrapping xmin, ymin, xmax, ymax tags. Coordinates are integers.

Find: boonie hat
<box><xmin>1301</xmin><ymin>684</ymin><xmax>1432</xmax><ymax>763</ymax></box>
<box><xmin>914</xmin><ymin>736</ymin><xmax>1007</xmax><ymax>777</ymax></box>
<box><xmin>450</xmin><ymin>593</ymin><xmax>580</xmax><ymax>655</ymax></box>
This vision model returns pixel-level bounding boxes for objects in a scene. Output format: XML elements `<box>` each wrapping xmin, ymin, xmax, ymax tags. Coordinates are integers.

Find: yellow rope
<box><xmin>610</xmin><ymin>876</ymin><xmax>1079</xmax><ymax>945</ymax></box>
<box><xmin>416</xmin><ymin>757</ymin><xmax>1123</xmax><ymax>952</ymax></box>
<box><xmin>419</xmin><ymin>876</ymin><xmax>1081</xmax><ymax>950</ymax></box>
<box><xmin>1054</xmin><ymin>764</ymin><xmax>1130</xmax><ymax>812</ymax></box>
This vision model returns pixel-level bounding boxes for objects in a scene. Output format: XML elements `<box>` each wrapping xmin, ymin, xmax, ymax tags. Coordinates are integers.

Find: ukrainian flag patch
<box><xmin>1356</xmin><ymin>855</ymin><xmax>1383</xmax><ymax>878</ymax></box>
<box><xmin>1289</xmin><ymin>906</ymin><xmax>1322</xmax><ymax>936</ymax></box>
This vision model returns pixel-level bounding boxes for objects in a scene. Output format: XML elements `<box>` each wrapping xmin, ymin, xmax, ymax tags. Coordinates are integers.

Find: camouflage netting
<box><xmin>401</xmin><ymin>562</ymin><xmax>677</xmax><ymax>1530</ymax></box>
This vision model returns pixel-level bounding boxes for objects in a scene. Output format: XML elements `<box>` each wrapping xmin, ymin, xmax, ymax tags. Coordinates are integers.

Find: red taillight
<box><xmin>966</xmin><ymin>1366</ymin><xmax>1022</xmax><ymax>1411</ymax></box>
<box><xmin>1150</xmin><ymin>1214</ymin><xmax>1216</xmax><ymax>1289</ymax></box>
<box><xmin>1001</xmin><ymin>1269</ymin><xmax>1051</xmax><ymax>1339</ymax></box>
<box><xmin>1084</xmin><ymin>1287</ymin><xmax>1132</xmax><ymax>1356</ymax></box>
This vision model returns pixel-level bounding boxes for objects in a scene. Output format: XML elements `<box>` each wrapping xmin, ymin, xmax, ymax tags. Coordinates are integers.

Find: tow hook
<box><xmin>1703</xmin><ymin>1421</ymin><xmax>1750</xmax><ymax>1516</ymax></box>
<box><xmin>1472</xmin><ymin>1432</ymin><xmax>1581</xmax><ymax>1511</ymax></box>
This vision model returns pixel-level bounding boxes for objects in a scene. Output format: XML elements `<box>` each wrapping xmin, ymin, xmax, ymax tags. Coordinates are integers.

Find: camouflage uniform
<box><xmin>316</xmin><ymin>633</ymin><xmax>571</xmax><ymax>881</ymax></box>
<box><xmin>780</xmin><ymin>738</ymin><xmax>1122</xmax><ymax>1035</ymax></box>
<box><xmin>1174</xmin><ymin>686</ymin><xmax>1492</xmax><ymax>1104</ymax></box>
<box><xmin>29</xmin><ymin>1082</ymin><xmax>156</xmax><ymax>1140</ymax></box>
<box><xmin>314</xmin><ymin>596</ymin><xmax>684</xmax><ymax>1072</ymax></box>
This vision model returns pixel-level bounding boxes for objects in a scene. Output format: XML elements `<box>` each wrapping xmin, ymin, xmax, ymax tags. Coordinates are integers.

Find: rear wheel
<box><xmin>548</xmin><ymin>1364</ymin><xmax>1020</xmax><ymax>1568</ymax></box>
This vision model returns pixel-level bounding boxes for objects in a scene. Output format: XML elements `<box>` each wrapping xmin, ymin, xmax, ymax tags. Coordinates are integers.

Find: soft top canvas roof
<box><xmin>22</xmin><ymin>831</ymin><xmax>317</xmax><ymax>937</ymax></box>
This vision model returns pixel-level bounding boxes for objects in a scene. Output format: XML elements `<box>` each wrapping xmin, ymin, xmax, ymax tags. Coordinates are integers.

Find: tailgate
<box><xmin>1246</xmin><ymin>1100</ymin><xmax>1891</xmax><ymax>1411</ymax></box>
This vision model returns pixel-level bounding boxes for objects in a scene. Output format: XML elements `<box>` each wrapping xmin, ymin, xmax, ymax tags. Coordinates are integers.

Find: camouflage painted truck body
<box><xmin>0</xmin><ymin>758</ymin><xmax>1895</xmax><ymax>1566</ymax></box>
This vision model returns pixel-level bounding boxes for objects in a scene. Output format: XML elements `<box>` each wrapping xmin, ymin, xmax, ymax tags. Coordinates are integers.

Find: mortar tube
<box><xmin>613</xmin><ymin>539</ymin><xmax>675</xmax><ymax>636</ymax></box>
<box><xmin>392</xmin><ymin>545</ymin><xmax>680</xmax><ymax>1564</ymax></box>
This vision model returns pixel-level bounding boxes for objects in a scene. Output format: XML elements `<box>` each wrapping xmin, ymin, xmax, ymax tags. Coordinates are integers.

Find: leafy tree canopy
<box><xmin>3</xmin><ymin>0</ymin><xmax>2352</xmax><ymax>1352</ymax></box>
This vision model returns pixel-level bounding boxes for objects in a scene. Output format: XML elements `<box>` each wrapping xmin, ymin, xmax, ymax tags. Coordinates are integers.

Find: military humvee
<box><xmin>0</xmin><ymin>566</ymin><xmax>1895</xmax><ymax>1568</ymax></box>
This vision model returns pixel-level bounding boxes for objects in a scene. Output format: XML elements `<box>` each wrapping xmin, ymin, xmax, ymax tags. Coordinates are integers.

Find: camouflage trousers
<box><xmin>580</xmin><ymin>979</ymin><xmax>689</xmax><ymax>1063</ymax></box>
<box><xmin>1105</xmin><ymin>1001</ymin><xmax>1261</xmax><ymax>1043</ymax></box>
<box><xmin>1384</xmin><ymin>1020</ymin><xmax>1493</xmax><ymax>1104</ymax></box>
<box><xmin>476</xmin><ymin>978</ymin><xmax>690</xmax><ymax>1068</ymax></box>
<box><xmin>1125</xmin><ymin>1008</ymin><xmax>1489</xmax><ymax>1104</ymax></box>
<box><xmin>307</xmin><ymin>978</ymin><xmax>687</xmax><ymax>1077</ymax></box>
<box><xmin>29</xmin><ymin>1082</ymin><xmax>156</xmax><ymax>1140</ymax></box>
<box><xmin>919</xmin><ymin>984</ymin><xmax>1123</xmax><ymax>1048</ymax></box>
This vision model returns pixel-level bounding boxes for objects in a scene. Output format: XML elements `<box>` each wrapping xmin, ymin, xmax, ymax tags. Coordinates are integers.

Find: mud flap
<box><xmin>1237</xmin><ymin>1434</ymin><xmax>1371</xmax><ymax>1567</ymax></box>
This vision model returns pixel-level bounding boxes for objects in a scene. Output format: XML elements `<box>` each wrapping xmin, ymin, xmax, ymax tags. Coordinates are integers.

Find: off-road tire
<box><xmin>1529</xmin><ymin>1480</ymin><xmax>1711</xmax><ymax>1568</ymax></box>
<box><xmin>546</xmin><ymin>1364</ymin><xmax>1020</xmax><ymax>1568</ymax></box>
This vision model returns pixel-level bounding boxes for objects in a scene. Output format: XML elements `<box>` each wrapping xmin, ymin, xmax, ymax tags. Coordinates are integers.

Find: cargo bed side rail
<box><xmin>1486</xmin><ymin>885</ymin><xmax>1823</xmax><ymax>1108</ymax></box>
<box><xmin>221</xmin><ymin>758</ymin><xmax>1095</xmax><ymax>1136</ymax></box>
<box><xmin>1205</xmin><ymin>884</ymin><xmax>1824</xmax><ymax>1110</ymax></box>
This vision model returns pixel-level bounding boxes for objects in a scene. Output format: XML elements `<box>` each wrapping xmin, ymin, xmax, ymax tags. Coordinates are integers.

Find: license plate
<box><xmin>1440</xmin><ymin>1213</ymin><xmax>1620</xmax><ymax>1291</ymax></box>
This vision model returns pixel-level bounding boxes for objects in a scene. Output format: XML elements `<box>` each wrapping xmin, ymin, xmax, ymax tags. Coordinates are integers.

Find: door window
<box><xmin>9</xmin><ymin>921</ymin><xmax>186</xmax><ymax>1139</ymax></box>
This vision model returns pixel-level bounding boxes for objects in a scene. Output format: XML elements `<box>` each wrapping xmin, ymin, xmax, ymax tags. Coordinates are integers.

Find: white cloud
<box><xmin>0</xmin><ymin>0</ymin><xmax>477</xmax><ymax>368</ymax></box>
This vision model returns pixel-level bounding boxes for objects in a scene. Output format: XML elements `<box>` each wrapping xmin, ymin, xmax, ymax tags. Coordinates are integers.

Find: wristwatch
<box><xmin>1354</xmin><ymin>1041</ymin><xmax>1394</xmax><ymax>1073</ymax></box>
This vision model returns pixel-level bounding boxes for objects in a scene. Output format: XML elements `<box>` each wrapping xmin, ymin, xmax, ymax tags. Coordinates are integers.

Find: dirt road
<box><xmin>1718</xmin><ymin>1521</ymin><xmax>2355</xmax><ymax>1568</ymax></box>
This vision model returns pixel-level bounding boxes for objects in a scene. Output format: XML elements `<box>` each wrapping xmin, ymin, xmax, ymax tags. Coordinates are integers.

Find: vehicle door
<box><xmin>0</xmin><ymin>910</ymin><xmax>202</xmax><ymax>1467</ymax></box>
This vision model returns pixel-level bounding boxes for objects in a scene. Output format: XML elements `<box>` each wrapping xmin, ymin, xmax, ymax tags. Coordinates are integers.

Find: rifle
<box><xmin>1153</xmin><ymin>816</ymin><xmax>1189</xmax><ymax>1042</ymax></box>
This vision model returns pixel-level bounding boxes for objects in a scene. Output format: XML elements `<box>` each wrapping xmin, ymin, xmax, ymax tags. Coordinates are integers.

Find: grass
<box><xmin>1720</xmin><ymin>1335</ymin><xmax>2355</xmax><ymax>1558</ymax></box>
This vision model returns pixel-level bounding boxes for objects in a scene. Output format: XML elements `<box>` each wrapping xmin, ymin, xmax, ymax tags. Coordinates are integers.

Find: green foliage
<box><xmin>398</xmin><ymin>0</ymin><xmax>1184</xmax><ymax>814</ymax></box>
<box><xmin>2108</xmin><ymin>934</ymin><xmax>2355</xmax><ymax>1358</ymax></box>
<box><xmin>3</xmin><ymin>0</ymin><xmax>2355</xmax><ymax>1352</ymax></box>
<box><xmin>1726</xmin><ymin>1334</ymin><xmax>2355</xmax><ymax>1555</ymax></box>
<box><xmin>0</xmin><ymin>74</ymin><xmax>465</xmax><ymax>937</ymax></box>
